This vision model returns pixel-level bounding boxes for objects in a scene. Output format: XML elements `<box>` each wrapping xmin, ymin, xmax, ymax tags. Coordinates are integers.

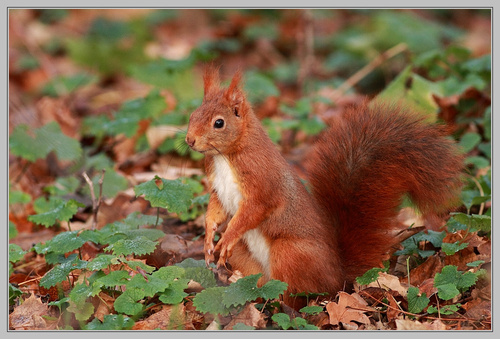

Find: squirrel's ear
<box><xmin>203</xmin><ymin>65</ymin><xmax>220</xmax><ymax>99</ymax></box>
<box><xmin>224</xmin><ymin>71</ymin><xmax>244</xmax><ymax>110</ymax></box>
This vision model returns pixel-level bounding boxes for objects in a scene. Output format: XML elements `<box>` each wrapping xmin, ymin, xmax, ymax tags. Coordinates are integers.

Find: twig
<box><xmin>83</xmin><ymin>169</ymin><xmax>105</xmax><ymax>230</ymax></box>
<box><xmin>332</xmin><ymin>42</ymin><xmax>408</xmax><ymax>102</ymax></box>
<box><xmin>468</xmin><ymin>174</ymin><xmax>485</xmax><ymax>215</ymax></box>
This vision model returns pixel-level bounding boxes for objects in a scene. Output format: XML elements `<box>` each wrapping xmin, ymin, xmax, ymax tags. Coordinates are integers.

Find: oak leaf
<box><xmin>326</xmin><ymin>292</ymin><xmax>372</xmax><ymax>327</ymax></box>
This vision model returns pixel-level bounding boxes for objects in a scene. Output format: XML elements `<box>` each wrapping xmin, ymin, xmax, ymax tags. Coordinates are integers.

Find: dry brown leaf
<box><xmin>326</xmin><ymin>292</ymin><xmax>372</xmax><ymax>326</ymax></box>
<box><xmin>92</xmin><ymin>292</ymin><xmax>115</xmax><ymax>322</ymax></box>
<box><xmin>356</xmin><ymin>272</ymin><xmax>408</xmax><ymax>297</ymax></box>
<box><xmin>395</xmin><ymin>318</ymin><xmax>447</xmax><ymax>330</ymax></box>
<box><xmin>9</xmin><ymin>294</ymin><xmax>57</xmax><ymax>330</ymax></box>
<box><xmin>462</xmin><ymin>298</ymin><xmax>491</xmax><ymax>320</ymax></box>
<box><xmin>386</xmin><ymin>293</ymin><xmax>402</xmax><ymax>322</ymax></box>
<box><xmin>224</xmin><ymin>303</ymin><xmax>267</xmax><ymax>330</ymax></box>
<box><xmin>160</xmin><ymin>234</ymin><xmax>191</xmax><ymax>256</ymax></box>
<box><xmin>417</xmin><ymin>278</ymin><xmax>438</xmax><ymax>299</ymax></box>
<box><xmin>37</xmin><ymin>97</ymin><xmax>79</xmax><ymax>138</ymax></box>
<box><xmin>132</xmin><ymin>304</ymin><xmax>186</xmax><ymax>330</ymax></box>
<box><xmin>402</xmin><ymin>254</ymin><xmax>443</xmax><ymax>287</ymax></box>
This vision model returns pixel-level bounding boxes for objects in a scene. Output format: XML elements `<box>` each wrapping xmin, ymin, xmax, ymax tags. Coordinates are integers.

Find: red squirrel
<box><xmin>185</xmin><ymin>66</ymin><xmax>463</xmax><ymax>306</ymax></box>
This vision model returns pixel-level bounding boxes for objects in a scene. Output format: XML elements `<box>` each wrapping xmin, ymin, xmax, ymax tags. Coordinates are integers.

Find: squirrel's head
<box><xmin>186</xmin><ymin>66</ymin><xmax>251</xmax><ymax>156</ymax></box>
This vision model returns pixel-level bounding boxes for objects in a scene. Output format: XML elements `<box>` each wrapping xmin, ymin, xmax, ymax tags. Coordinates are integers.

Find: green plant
<box><xmin>192</xmin><ymin>273</ymin><xmax>287</xmax><ymax>316</ymax></box>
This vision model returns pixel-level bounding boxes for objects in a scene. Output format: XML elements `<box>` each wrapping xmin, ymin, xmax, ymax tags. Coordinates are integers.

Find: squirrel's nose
<box><xmin>185</xmin><ymin>136</ymin><xmax>195</xmax><ymax>148</ymax></box>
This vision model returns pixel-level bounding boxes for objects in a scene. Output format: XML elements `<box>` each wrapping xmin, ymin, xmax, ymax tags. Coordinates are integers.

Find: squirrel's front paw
<box><xmin>204</xmin><ymin>221</ymin><xmax>217</xmax><ymax>266</ymax></box>
<box><xmin>214</xmin><ymin>235</ymin><xmax>237</xmax><ymax>268</ymax></box>
<box><xmin>204</xmin><ymin>242</ymin><xmax>215</xmax><ymax>266</ymax></box>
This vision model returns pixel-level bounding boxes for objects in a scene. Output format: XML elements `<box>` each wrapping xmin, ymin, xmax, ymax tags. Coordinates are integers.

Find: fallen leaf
<box><xmin>224</xmin><ymin>303</ymin><xmax>266</xmax><ymax>330</ymax></box>
<box><xmin>395</xmin><ymin>318</ymin><xmax>447</xmax><ymax>330</ymax></box>
<box><xmin>416</xmin><ymin>278</ymin><xmax>438</xmax><ymax>299</ymax></box>
<box><xmin>93</xmin><ymin>292</ymin><xmax>115</xmax><ymax>322</ymax></box>
<box><xmin>462</xmin><ymin>298</ymin><xmax>491</xmax><ymax>320</ymax></box>
<box><xmin>132</xmin><ymin>304</ymin><xmax>186</xmax><ymax>330</ymax></box>
<box><xmin>9</xmin><ymin>294</ymin><xmax>57</xmax><ymax>330</ymax></box>
<box><xmin>402</xmin><ymin>254</ymin><xmax>443</xmax><ymax>287</ymax></box>
<box><xmin>386</xmin><ymin>293</ymin><xmax>402</xmax><ymax>322</ymax></box>
<box><xmin>326</xmin><ymin>292</ymin><xmax>372</xmax><ymax>327</ymax></box>
<box><xmin>361</xmin><ymin>272</ymin><xmax>408</xmax><ymax>297</ymax></box>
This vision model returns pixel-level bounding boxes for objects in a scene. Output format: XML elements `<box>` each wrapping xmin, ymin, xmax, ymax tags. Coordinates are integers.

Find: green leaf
<box><xmin>9</xmin><ymin>124</ymin><xmax>51</xmax><ymax>162</ymax></box>
<box><xmin>86</xmin><ymin>254</ymin><xmax>116</xmax><ymax>271</ymax></box>
<box><xmin>466</xmin><ymin>260</ymin><xmax>485</xmax><ymax>268</ymax></box>
<box><xmin>465</xmin><ymin>156</ymin><xmax>490</xmax><ymax>169</ymax></box>
<box><xmin>9</xmin><ymin>284</ymin><xmax>23</xmax><ymax>305</ymax></box>
<box><xmin>232</xmin><ymin>323</ymin><xmax>255</xmax><ymax>330</ymax></box>
<box><xmin>427</xmin><ymin>303</ymin><xmax>461</xmax><ymax>315</ymax></box>
<box><xmin>126</xmin><ymin>274</ymin><xmax>169</xmax><ymax>297</ymax></box>
<box><xmin>88</xmin><ymin>17</ymin><xmax>131</xmax><ymax>42</ymax></box>
<box><xmin>356</xmin><ymin>267</ymin><xmax>384</xmax><ymax>285</ymax></box>
<box><xmin>69</xmin><ymin>282</ymin><xmax>95</xmax><ymax>305</ymax></box>
<box><xmin>134</xmin><ymin>176</ymin><xmax>194</xmax><ymax>214</ymax></box>
<box><xmin>222</xmin><ymin>274</ymin><xmax>264</xmax><ymax>309</ymax></box>
<box><xmin>272</xmin><ymin>313</ymin><xmax>292</xmax><ymax>330</ymax></box>
<box><xmin>40</xmin><ymin>254</ymin><xmax>87</xmax><ymax>288</ymax></box>
<box><xmin>478</xmin><ymin>142</ymin><xmax>491</xmax><ymax>159</ymax></box>
<box><xmin>38</xmin><ymin>122</ymin><xmax>83</xmax><ymax>161</ymax></box>
<box><xmin>244</xmin><ymin>71</ymin><xmax>280</xmax><ymax>104</ymax></box>
<box><xmin>103</xmin><ymin>90</ymin><xmax>167</xmax><ymax>138</ymax></box>
<box><xmin>9</xmin><ymin>189</ymin><xmax>31</xmax><ymax>204</ymax></box>
<box><xmin>29</xmin><ymin>197</ymin><xmax>84</xmax><ymax>227</ymax></box>
<box><xmin>461</xmin><ymin>54</ymin><xmax>491</xmax><ymax>73</ymax></box>
<box><xmin>128</xmin><ymin>57</ymin><xmax>200</xmax><ymax>101</ymax></box>
<box><xmin>9</xmin><ymin>244</ymin><xmax>26</xmax><ymax>263</ymax></box>
<box><xmin>67</xmin><ymin>300</ymin><xmax>95</xmax><ymax>322</ymax></box>
<box><xmin>176</xmin><ymin>258</ymin><xmax>217</xmax><ymax>288</ymax></box>
<box><xmin>459</xmin><ymin>132</ymin><xmax>482</xmax><ymax>153</ymax></box>
<box><xmin>374</xmin><ymin>66</ymin><xmax>441</xmax><ymax>118</ymax></box>
<box><xmin>84</xmin><ymin>314</ymin><xmax>135</xmax><ymax>330</ymax></box>
<box><xmin>94</xmin><ymin>270</ymin><xmax>131</xmax><ymax>289</ymax></box>
<box><xmin>115</xmin><ymin>212</ymin><xmax>162</xmax><ymax>229</ymax></box>
<box><xmin>159</xmin><ymin>281</ymin><xmax>189</xmax><ymax>304</ymax></box>
<box><xmin>10</xmin><ymin>122</ymin><xmax>82</xmax><ymax>162</ymax></box>
<box><xmin>33</xmin><ymin>231</ymin><xmax>87</xmax><ymax>259</ymax></box>
<box><xmin>114</xmin><ymin>288</ymin><xmax>146</xmax><ymax>316</ymax></box>
<box><xmin>434</xmin><ymin>265</ymin><xmax>479</xmax><ymax>300</ymax></box>
<box><xmin>449</xmin><ymin>213</ymin><xmax>491</xmax><ymax>233</ymax></box>
<box><xmin>104</xmin><ymin>236</ymin><xmax>158</xmax><ymax>256</ymax></box>
<box><xmin>44</xmin><ymin>177</ymin><xmax>80</xmax><ymax>197</ymax></box>
<box><xmin>483</xmin><ymin>106</ymin><xmax>491</xmax><ymax>141</ymax></box>
<box><xmin>41</xmin><ymin>73</ymin><xmax>97</xmax><ymax>97</ymax></box>
<box><xmin>394</xmin><ymin>230</ymin><xmax>445</xmax><ymax>257</ymax></box>
<box><xmin>436</xmin><ymin>283</ymin><xmax>460</xmax><ymax>301</ymax></box>
<box><xmin>300</xmin><ymin>306</ymin><xmax>323</xmax><ymax>315</ymax></box>
<box><xmin>192</xmin><ymin>274</ymin><xmax>287</xmax><ymax>316</ymax></box>
<box><xmin>9</xmin><ymin>221</ymin><xmax>18</xmax><ymax>239</ymax></box>
<box><xmin>441</xmin><ymin>241</ymin><xmax>468</xmax><ymax>255</ymax></box>
<box><xmin>407</xmin><ymin>286</ymin><xmax>430</xmax><ymax>314</ymax></box>
<box><xmin>372</xmin><ymin>11</ymin><xmax>462</xmax><ymax>54</ymax></box>
<box><xmin>259</xmin><ymin>279</ymin><xmax>289</xmax><ymax>301</ymax></box>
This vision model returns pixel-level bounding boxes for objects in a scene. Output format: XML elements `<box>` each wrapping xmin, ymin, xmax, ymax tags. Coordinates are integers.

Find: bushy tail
<box><xmin>305</xmin><ymin>101</ymin><xmax>464</xmax><ymax>281</ymax></box>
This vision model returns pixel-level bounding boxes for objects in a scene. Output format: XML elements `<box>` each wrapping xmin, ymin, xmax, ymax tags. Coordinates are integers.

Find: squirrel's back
<box><xmin>305</xmin><ymin>101</ymin><xmax>464</xmax><ymax>281</ymax></box>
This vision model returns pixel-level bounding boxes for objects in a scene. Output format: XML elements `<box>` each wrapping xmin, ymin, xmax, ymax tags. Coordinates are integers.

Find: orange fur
<box><xmin>185</xmin><ymin>67</ymin><xmax>464</xmax><ymax>308</ymax></box>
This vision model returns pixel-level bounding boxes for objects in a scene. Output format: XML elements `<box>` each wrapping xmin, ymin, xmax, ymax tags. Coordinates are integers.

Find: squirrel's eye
<box><xmin>214</xmin><ymin>119</ymin><xmax>225</xmax><ymax>129</ymax></box>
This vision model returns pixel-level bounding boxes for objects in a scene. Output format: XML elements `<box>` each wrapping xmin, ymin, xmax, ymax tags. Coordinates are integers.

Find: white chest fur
<box><xmin>211</xmin><ymin>155</ymin><xmax>271</xmax><ymax>278</ymax></box>
<box><xmin>212</xmin><ymin>155</ymin><xmax>242</xmax><ymax>216</ymax></box>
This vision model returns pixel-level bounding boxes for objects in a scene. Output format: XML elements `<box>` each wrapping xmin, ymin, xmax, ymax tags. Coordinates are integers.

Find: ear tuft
<box><xmin>224</xmin><ymin>70</ymin><xmax>244</xmax><ymax>105</ymax></box>
<box><xmin>203</xmin><ymin>64</ymin><xmax>221</xmax><ymax>99</ymax></box>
